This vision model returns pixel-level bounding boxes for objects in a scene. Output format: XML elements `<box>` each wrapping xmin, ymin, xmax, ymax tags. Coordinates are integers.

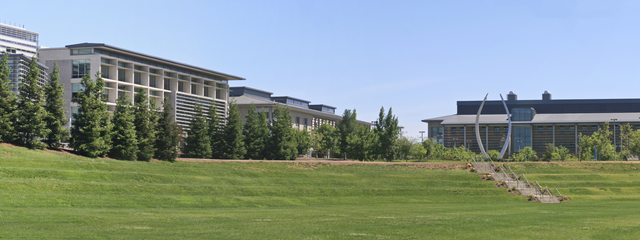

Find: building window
<box><xmin>134</xmin><ymin>65</ymin><xmax>142</xmax><ymax>71</ymax></box>
<box><xmin>503</xmin><ymin>127</ymin><xmax>508</xmax><ymax>132</ymax></box>
<box><xmin>101</xmin><ymin>65</ymin><xmax>109</xmax><ymax>78</ymax></box>
<box><xmin>451</xmin><ymin>127</ymin><xmax>456</xmax><ymax>134</ymax></box>
<box><xmin>191</xmin><ymin>84</ymin><xmax>197</xmax><ymax>94</ymax></box>
<box><xmin>101</xmin><ymin>58</ymin><xmax>110</xmax><ymax>64</ymax></box>
<box><xmin>547</xmin><ymin>127</ymin><xmax>552</xmax><ymax>134</ymax></box>
<box><xmin>118</xmin><ymin>69</ymin><xmax>126</xmax><ymax>82</ymax></box>
<box><xmin>216</xmin><ymin>89</ymin><xmax>224</xmax><ymax>100</ymax></box>
<box><xmin>582</xmin><ymin>126</ymin><xmax>588</xmax><ymax>132</ymax></box>
<box><xmin>494</xmin><ymin>127</ymin><xmax>500</xmax><ymax>133</ymax></box>
<box><xmin>149</xmin><ymin>69</ymin><xmax>157</xmax><ymax>74</ymax></box>
<box><xmin>118</xmin><ymin>62</ymin><xmax>127</xmax><ymax>68</ymax></box>
<box><xmin>304</xmin><ymin>118</ymin><xmax>308</xmax><ymax>130</ymax></box>
<box><xmin>71</xmin><ymin>49</ymin><xmax>92</xmax><ymax>55</ymax></box>
<box><xmin>134</xmin><ymin>72</ymin><xmax>142</xmax><ymax>85</ymax></box>
<box><xmin>204</xmin><ymin>87</ymin><xmax>209</xmax><ymax>97</ymax></box>
<box><xmin>72</xmin><ymin>60</ymin><xmax>90</xmax><ymax>78</ymax></box>
<box><xmin>538</xmin><ymin>126</ymin><xmax>543</xmax><ymax>133</ymax></box>
<box><xmin>164</xmin><ymin>78</ymin><xmax>171</xmax><ymax>90</ymax></box>
<box><xmin>560</xmin><ymin>126</ymin><xmax>565</xmax><ymax>133</ymax></box>
<box><xmin>149</xmin><ymin>76</ymin><xmax>156</xmax><ymax>88</ymax></box>
<box><xmin>569</xmin><ymin>126</ymin><xmax>575</xmax><ymax>132</ymax></box>
<box><xmin>178</xmin><ymin>82</ymin><xmax>184</xmax><ymax>92</ymax></box>
<box><xmin>592</xmin><ymin>126</ymin><xmax>597</xmax><ymax>131</ymax></box>
<box><xmin>71</xmin><ymin>83</ymin><xmax>85</xmax><ymax>102</ymax></box>
<box><xmin>296</xmin><ymin>117</ymin><xmax>300</xmax><ymax>128</ymax></box>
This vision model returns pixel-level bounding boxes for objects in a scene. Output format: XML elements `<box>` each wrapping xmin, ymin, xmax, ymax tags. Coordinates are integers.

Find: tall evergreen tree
<box><xmin>337</xmin><ymin>109</ymin><xmax>358</xmax><ymax>159</ymax></box>
<box><xmin>182</xmin><ymin>103</ymin><xmax>211</xmax><ymax>158</ymax></box>
<box><xmin>207</xmin><ymin>104</ymin><xmax>224</xmax><ymax>159</ymax></box>
<box><xmin>376</xmin><ymin>107</ymin><xmax>400</xmax><ymax>161</ymax></box>
<box><xmin>244</xmin><ymin>105</ymin><xmax>270</xmax><ymax>160</ymax></box>
<box><xmin>221</xmin><ymin>102</ymin><xmax>246</xmax><ymax>159</ymax></box>
<box><xmin>0</xmin><ymin>53</ymin><xmax>17</xmax><ymax>143</ymax></box>
<box><xmin>133</xmin><ymin>90</ymin><xmax>157</xmax><ymax>161</ymax></box>
<box><xmin>109</xmin><ymin>96</ymin><xmax>138</xmax><ymax>160</ymax></box>
<box><xmin>268</xmin><ymin>105</ymin><xmax>297</xmax><ymax>160</ymax></box>
<box><xmin>155</xmin><ymin>98</ymin><xmax>180</xmax><ymax>162</ymax></box>
<box><xmin>16</xmin><ymin>57</ymin><xmax>50</xmax><ymax>149</ymax></box>
<box><xmin>43</xmin><ymin>63</ymin><xmax>69</xmax><ymax>149</ymax></box>
<box><xmin>70</xmin><ymin>73</ymin><xmax>112</xmax><ymax>157</ymax></box>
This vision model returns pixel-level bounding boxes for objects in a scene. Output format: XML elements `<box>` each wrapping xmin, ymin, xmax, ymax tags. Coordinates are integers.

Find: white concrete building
<box><xmin>0</xmin><ymin>23</ymin><xmax>38</xmax><ymax>57</ymax></box>
<box><xmin>39</xmin><ymin>43</ymin><xmax>244</xmax><ymax>129</ymax></box>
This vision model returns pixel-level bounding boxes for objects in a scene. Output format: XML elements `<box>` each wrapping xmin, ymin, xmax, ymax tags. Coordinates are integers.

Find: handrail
<box><xmin>500</xmin><ymin>166</ymin><xmax>509</xmax><ymax>180</ymax></box>
<box><xmin>522</xmin><ymin>174</ymin><xmax>532</xmax><ymax>188</ymax></box>
<box><xmin>555</xmin><ymin>188</ymin><xmax>563</xmax><ymax>198</ymax></box>
<box><xmin>489</xmin><ymin>158</ymin><xmax>497</xmax><ymax>173</ymax></box>
<box><xmin>507</xmin><ymin>166</ymin><xmax>518</xmax><ymax>181</ymax></box>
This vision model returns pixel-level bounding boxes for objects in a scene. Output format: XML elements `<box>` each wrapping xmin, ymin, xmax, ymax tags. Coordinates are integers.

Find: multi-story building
<box><xmin>0</xmin><ymin>23</ymin><xmax>38</xmax><ymax>57</ymax></box>
<box><xmin>229</xmin><ymin>86</ymin><xmax>373</xmax><ymax>130</ymax></box>
<box><xmin>38</xmin><ymin>43</ymin><xmax>244</xmax><ymax>129</ymax></box>
<box><xmin>4</xmin><ymin>54</ymin><xmax>49</xmax><ymax>93</ymax></box>
<box><xmin>422</xmin><ymin>91</ymin><xmax>640</xmax><ymax>157</ymax></box>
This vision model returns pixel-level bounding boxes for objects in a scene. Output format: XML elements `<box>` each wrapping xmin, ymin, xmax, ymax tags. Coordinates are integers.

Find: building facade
<box><xmin>5</xmin><ymin>54</ymin><xmax>49</xmax><ymax>93</ymax></box>
<box><xmin>39</xmin><ymin>43</ymin><xmax>244</xmax><ymax>129</ymax></box>
<box><xmin>230</xmin><ymin>86</ymin><xmax>373</xmax><ymax>130</ymax></box>
<box><xmin>0</xmin><ymin>23</ymin><xmax>38</xmax><ymax>57</ymax></box>
<box><xmin>423</xmin><ymin>91</ymin><xmax>640</xmax><ymax>157</ymax></box>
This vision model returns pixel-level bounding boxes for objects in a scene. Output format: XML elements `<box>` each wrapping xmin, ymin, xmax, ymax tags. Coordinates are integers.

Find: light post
<box><xmin>612</xmin><ymin>119</ymin><xmax>617</xmax><ymax>161</ymax></box>
<box><xmin>419</xmin><ymin>131</ymin><xmax>425</xmax><ymax>142</ymax></box>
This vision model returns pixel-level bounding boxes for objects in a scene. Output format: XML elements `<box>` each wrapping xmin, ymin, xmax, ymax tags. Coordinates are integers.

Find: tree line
<box><xmin>1</xmin><ymin>52</ymin><xmax>407</xmax><ymax>161</ymax></box>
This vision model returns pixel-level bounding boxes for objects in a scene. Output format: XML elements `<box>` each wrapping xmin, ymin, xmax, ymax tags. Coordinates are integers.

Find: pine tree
<box><xmin>337</xmin><ymin>109</ymin><xmax>358</xmax><ymax>159</ymax></box>
<box><xmin>43</xmin><ymin>63</ymin><xmax>69</xmax><ymax>149</ymax></box>
<box><xmin>109</xmin><ymin>96</ymin><xmax>138</xmax><ymax>160</ymax></box>
<box><xmin>244</xmin><ymin>105</ymin><xmax>270</xmax><ymax>160</ymax></box>
<box><xmin>134</xmin><ymin>90</ymin><xmax>157</xmax><ymax>161</ymax></box>
<box><xmin>222</xmin><ymin>102</ymin><xmax>246</xmax><ymax>159</ymax></box>
<box><xmin>207</xmin><ymin>104</ymin><xmax>224</xmax><ymax>159</ymax></box>
<box><xmin>155</xmin><ymin>98</ymin><xmax>180</xmax><ymax>162</ymax></box>
<box><xmin>70</xmin><ymin>73</ymin><xmax>112</xmax><ymax>157</ymax></box>
<box><xmin>16</xmin><ymin>57</ymin><xmax>50</xmax><ymax>149</ymax></box>
<box><xmin>268</xmin><ymin>105</ymin><xmax>297</xmax><ymax>160</ymax></box>
<box><xmin>182</xmin><ymin>103</ymin><xmax>211</xmax><ymax>158</ymax></box>
<box><xmin>0</xmin><ymin>53</ymin><xmax>17</xmax><ymax>143</ymax></box>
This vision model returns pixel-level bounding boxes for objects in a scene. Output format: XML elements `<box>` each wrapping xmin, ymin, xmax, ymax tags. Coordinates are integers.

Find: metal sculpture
<box><xmin>498</xmin><ymin>94</ymin><xmax>511</xmax><ymax>159</ymax></box>
<box><xmin>475</xmin><ymin>94</ymin><xmax>489</xmax><ymax>159</ymax></box>
<box><xmin>475</xmin><ymin>93</ymin><xmax>512</xmax><ymax>160</ymax></box>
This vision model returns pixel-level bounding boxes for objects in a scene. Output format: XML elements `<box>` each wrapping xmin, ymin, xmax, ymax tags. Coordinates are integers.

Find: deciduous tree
<box><xmin>376</xmin><ymin>107</ymin><xmax>400</xmax><ymax>161</ymax></box>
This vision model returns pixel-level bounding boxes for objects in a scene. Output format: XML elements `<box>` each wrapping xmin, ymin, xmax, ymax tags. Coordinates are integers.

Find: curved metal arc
<box><xmin>498</xmin><ymin>94</ymin><xmax>511</xmax><ymax>159</ymax></box>
<box><xmin>475</xmin><ymin>93</ymin><xmax>489</xmax><ymax>159</ymax></box>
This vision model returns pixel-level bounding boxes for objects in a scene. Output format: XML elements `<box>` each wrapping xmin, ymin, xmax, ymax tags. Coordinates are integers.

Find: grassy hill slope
<box><xmin>1</xmin><ymin>145</ymin><xmax>640</xmax><ymax>239</ymax></box>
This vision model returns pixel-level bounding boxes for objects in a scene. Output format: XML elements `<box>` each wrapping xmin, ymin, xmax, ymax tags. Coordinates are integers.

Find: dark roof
<box><xmin>457</xmin><ymin>98</ymin><xmax>640</xmax><ymax>115</ymax></box>
<box><xmin>229</xmin><ymin>86</ymin><xmax>273</xmax><ymax>95</ymax></box>
<box><xmin>309</xmin><ymin>104</ymin><xmax>337</xmax><ymax>109</ymax></box>
<box><xmin>65</xmin><ymin>43</ymin><xmax>245</xmax><ymax>80</ymax></box>
<box><xmin>271</xmin><ymin>96</ymin><xmax>311</xmax><ymax>103</ymax></box>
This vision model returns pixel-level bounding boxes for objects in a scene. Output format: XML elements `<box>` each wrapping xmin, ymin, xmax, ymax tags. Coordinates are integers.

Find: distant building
<box><xmin>0</xmin><ymin>23</ymin><xmax>38</xmax><ymax>57</ymax></box>
<box><xmin>422</xmin><ymin>91</ymin><xmax>640</xmax><ymax>157</ymax></box>
<box><xmin>39</xmin><ymin>43</ymin><xmax>244</xmax><ymax>129</ymax></box>
<box><xmin>5</xmin><ymin>54</ymin><xmax>49</xmax><ymax>93</ymax></box>
<box><xmin>230</xmin><ymin>86</ymin><xmax>373</xmax><ymax>130</ymax></box>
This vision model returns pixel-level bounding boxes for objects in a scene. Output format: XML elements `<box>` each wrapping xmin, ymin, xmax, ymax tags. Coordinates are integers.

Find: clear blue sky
<box><xmin>4</xmin><ymin>0</ymin><xmax>640</xmax><ymax>139</ymax></box>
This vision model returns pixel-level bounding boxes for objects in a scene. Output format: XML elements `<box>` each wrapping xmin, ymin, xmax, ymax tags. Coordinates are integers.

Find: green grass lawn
<box><xmin>1</xmin><ymin>145</ymin><xmax>640</xmax><ymax>239</ymax></box>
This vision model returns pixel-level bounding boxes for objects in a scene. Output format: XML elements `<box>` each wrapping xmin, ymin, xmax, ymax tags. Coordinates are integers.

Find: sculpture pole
<box><xmin>498</xmin><ymin>94</ymin><xmax>511</xmax><ymax>159</ymax></box>
<box><xmin>475</xmin><ymin>94</ymin><xmax>489</xmax><ymax>159</ymax></box>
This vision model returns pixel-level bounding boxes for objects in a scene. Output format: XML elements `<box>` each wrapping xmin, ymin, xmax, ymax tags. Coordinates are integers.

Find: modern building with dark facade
<box><xmin>422</xmin><ymin>91</ymin><xmax>640</xmax><ymax>157</ymax></box>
